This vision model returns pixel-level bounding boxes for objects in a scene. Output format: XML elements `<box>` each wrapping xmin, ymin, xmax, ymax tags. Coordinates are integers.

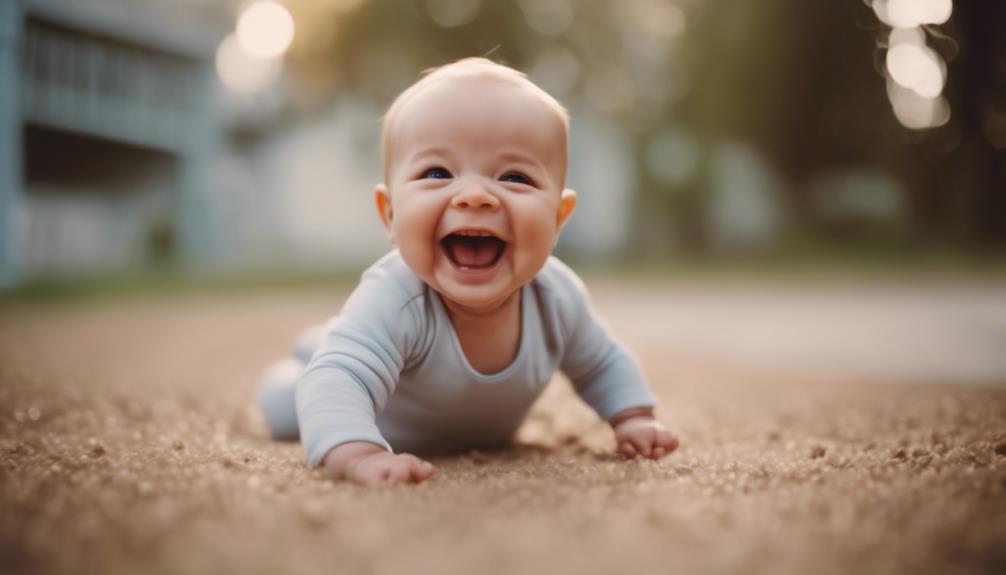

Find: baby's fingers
<box><xmin>385</xmin><ymin>454</ymin><xmax>435</xmax><ymax>484</ymax></box>
<box><xmin>384</xmin><ymin>463</ymin><xmax>413</xmax><ymax>484</ymax></box>
<box><xmin>628</xmin><ymin>434</ymin><xmax>653</xmax><ymax>458</ymax></box>
<box><xmin>656</xmin><ymin>429</ymin><xmax>680</xmax><ymax>454</ymax></box>
<box><xmin>618</xmin><ymin>441</ymin><xmax>638</xmax><ymax>459</ymax></box>
<box><xmin>355</xmin><ymin>465</ymin><xmax>391</xmax><ymax>486</ymax></box>
<box><xmin>344</xmin><ymin>453</ymin><xmax>422</xmax><ymax>486</ymax></box>
<box><xmin>408</xmin><ymin>459</ymin><xmax>437</xmax><ymax>483</ymax></box>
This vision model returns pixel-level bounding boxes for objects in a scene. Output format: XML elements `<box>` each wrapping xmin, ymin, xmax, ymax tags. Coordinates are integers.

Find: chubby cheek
<box><xmin>391</xmin><ymin>197</ymin><xmax>442</xmax><ymax>283</ymax></box>
<box><xmin>510</xmin><ymin>199</ymin><xmax>560</xmax><ymax>278</ymax></box>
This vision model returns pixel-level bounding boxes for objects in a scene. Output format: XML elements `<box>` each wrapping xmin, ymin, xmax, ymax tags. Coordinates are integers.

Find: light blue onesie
<box><xmin>259</xmin><ymin>250</ymin><xmax>656</xmax><ymax>466</ymax></box>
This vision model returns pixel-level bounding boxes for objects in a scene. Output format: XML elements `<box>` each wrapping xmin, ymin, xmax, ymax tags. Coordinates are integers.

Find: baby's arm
<box><xmin>549</xmin><ymin>261</ymin><xmax>679</xmax><ymax>460</ymax></box>
<box><xmin>297</xmin><ymin>265</ymin><xmax>435</xmax><ymax>486</ymax></box>
<box><xmin>321</xmin><ymin>441</ymin><xmax>435</xmax><ymax>485</ymax></box>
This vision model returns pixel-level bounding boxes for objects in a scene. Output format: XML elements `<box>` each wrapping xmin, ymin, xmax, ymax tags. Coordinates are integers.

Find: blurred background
<box><xmin>1</xmin><ymin>7</ymin><xmax>1004</xmax><ymax>572</ymax></box>
<box><xmin>1</xmin><ymin>0</ymin><xmax>1004</xmax><ymax>288</ymax></box>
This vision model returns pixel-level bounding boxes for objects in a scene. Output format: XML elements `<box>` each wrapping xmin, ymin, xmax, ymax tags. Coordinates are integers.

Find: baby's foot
<box><xmin>258</xmin><ymin>357</ymin><xmax>303</xmax><ymax>440</ymax></box>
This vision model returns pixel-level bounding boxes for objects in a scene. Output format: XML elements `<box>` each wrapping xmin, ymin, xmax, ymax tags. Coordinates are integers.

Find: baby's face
<box><xmin>376</xmin><ymin>75</ymin><xmax>576</xmax><ymax>312</ymax></box>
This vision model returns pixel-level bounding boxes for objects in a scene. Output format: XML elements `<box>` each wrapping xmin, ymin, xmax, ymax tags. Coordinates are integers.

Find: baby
<box><xmin>259</xmin><ymin>58</ymin><xmax>679</xmax><ymax>486</ymax></box>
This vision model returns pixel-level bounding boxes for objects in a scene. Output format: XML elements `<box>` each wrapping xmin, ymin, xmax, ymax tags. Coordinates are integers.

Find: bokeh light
<box><xmin>985</xmin><ymin>112</ymin><xmax>1006</xmax><ymax>149</ymax></box>
<box><xmin>426</xmin><ymin>0</ymin><xmax>481</xmax><ymax>28</ymax></box>
<box><xmin>585</xmin><ymin>67</ymin><xmax>635</xmax><ymax>113</ymax></box>
<box><xmin>216</xmin><ymin>33</ymin><xmax>282</xmax><ymax>93</ymax></box>
<box><xmin>873</xmin><ymin>1</ymin><xmax>953</xmax><ymax>130</ymax></box>
<box><xmin>886</xmin><ymin>43</ymin><xmax>945</xmax><ymax>98</ymax></box>
<box><xmin>886</xmin><ymin>80</ymin><xmax>950</xmax><ymax>129</ymax></box>
<box><xmin>872</xmin><ymin>0</ymin><xmax>953</xmax><ymax>28</ymax></box>
<box><xmin>627</xmin><ymin>0</ymin><xmax>686</xmax><ymax>39</ymax></box>
<box><xmin>517</xmin><ymin>0</ymin><xmax>574</xmax><ymax>36</ymax></box>
<box><xmin>528</xmin><ymin>45</ymin><xmax>581</xmax><ymax>96</ymax></box>
<box><xmin>236</xmin><ymin>1</ymin><xmax>296</xmax><ymax>59</ymax></box>
<box><xmin>645</xmin><ymin>128</ymin><xmax>699</xmax><ymax>186</ymax></box>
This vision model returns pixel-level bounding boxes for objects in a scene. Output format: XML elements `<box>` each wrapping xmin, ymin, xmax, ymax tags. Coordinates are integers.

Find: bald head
<box><xmin>381</xmin><ymin>58</ymin><xmax>569</xmax><ymax>185</ymax></box>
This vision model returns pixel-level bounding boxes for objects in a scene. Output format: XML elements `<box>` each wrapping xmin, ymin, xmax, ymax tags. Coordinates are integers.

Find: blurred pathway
<box><xmin>593</xmin><ymin>279</ymin><xmax>1006</xmax><ymax>385</ymax></box>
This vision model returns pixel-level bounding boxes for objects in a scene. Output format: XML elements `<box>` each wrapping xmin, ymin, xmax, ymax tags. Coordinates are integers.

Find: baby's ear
<box><xmin>556</xmin><ymin>189</ymin><xmax>577</xmax><ymax>231</ymax></box>
<box><xmin>374</xmin><ymin>184</ymin><xmax>395</xmax><ymax>244</ymax></box>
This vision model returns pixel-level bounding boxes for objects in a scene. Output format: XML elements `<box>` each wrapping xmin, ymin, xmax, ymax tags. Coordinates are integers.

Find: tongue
<box><xmin>448</xmin><ymin>237</ymin><xmax>500</xmax><ymax>268</ymax></box>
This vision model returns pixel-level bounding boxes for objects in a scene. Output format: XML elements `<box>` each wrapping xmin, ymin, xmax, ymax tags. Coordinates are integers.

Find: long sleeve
<box><xmin>295</xmin><ymin>266</ymin><xmax>425</xmax><ymax>466</ymax></box>
<box><xmin>555</xmin><ymin>268</ymin><xmax>656</xmax><ymax>421</ymax></box>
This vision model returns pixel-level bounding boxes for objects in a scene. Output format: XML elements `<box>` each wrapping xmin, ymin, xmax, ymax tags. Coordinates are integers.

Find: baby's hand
<box><xmin>612</xmin><ymin>414</ymin><xmax>679</xmax><ymax>460</ymax></box>
<box><xmin>347</xmin><ymin>451</ymin><xmax>437</xmax><ymax>486</ymax></box>
<box><xmin>322</xmin><ymin>442</ymin><xmax>436</xmax><ymax>486</ymax></box>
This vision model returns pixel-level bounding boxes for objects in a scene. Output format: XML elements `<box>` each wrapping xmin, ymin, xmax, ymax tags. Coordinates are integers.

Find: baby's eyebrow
<box><xmin>497</xmin><ymin>150</ymin><xmax>543</xmax><ymax>167</ymax></box>
<box><xmin>406</xmin><ymin>147</ymin><xmax>452</xmax><ymax>165</ymax></box>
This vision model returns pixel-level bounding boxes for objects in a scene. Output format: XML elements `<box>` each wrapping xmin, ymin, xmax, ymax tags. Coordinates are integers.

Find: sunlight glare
<box><xmin>216</xmin><ymin>34</ymin><xmax>282</xmax><ymax>93</ymax></box>
<box><xmin>887</xmin><ymin>81</ymin><xmax>950</xmax><ymax>129</ymax></box>
<box><xmin>873</xmin><ymin>0</ymin><xmax>953</xmax><ymax>28</ymax></box>
<box><xmin>886</xmin><ymin>43</ymin><xmax>945</xmax><ymax>98</ymax></box>
<box><xmin>236</xmin><ymin>1</ymin><xmax>296</xmax><ymax>59</ymax></box>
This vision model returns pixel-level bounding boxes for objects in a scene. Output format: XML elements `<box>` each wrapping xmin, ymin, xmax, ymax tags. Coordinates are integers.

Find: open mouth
<box><xmin>441</xmin><ymin>230</ymin><xmax>507</xmax><ymax>270</ymax></box>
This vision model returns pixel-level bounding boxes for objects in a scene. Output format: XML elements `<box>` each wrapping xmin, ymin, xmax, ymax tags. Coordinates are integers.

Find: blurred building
<box><xmin>5</xmin><ymin>0</ymin><xmax>996</xmax><ymax>289</ymax></box>
<box><xmin>1</xmin><ymin>0</ymin><xmax>228</xmax><ymax>286</ymax></box>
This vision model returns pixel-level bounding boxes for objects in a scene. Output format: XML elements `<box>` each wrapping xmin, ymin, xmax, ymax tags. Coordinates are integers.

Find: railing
<box><xmin>20</xmin><ymin>18</ymin><xmax>203</xmax><ymax>153</ymax></box>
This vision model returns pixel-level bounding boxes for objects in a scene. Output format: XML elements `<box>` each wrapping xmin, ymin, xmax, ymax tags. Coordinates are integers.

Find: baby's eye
<box><xmin>421</xmin><ymin>167</ymin><xmax>453</xmax><ymax>180</ymax></box>
<box><xmin>499</xmin><ymin>171</ymin><xmax>534</xmax><ymax>186</ymax></box>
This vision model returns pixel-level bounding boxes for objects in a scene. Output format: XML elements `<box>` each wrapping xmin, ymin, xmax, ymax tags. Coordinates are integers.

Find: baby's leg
<box><xmin>258</xmin><ymin>324</ymin><xmax>327</xmax><ymax>440</ymax></box>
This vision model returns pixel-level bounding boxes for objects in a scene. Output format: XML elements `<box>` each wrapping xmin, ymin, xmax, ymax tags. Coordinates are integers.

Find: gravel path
<box><xmin>2</xmin><ymin>278</ymin><xmax>1004</xmax><ymax>575</ymax></box>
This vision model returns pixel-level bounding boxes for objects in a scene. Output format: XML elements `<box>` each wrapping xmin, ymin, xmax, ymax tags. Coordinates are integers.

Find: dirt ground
<box><xmin>1</xmin><ymin>277</ymin><xmax>1005</xmax><ymax>575</ymax></box>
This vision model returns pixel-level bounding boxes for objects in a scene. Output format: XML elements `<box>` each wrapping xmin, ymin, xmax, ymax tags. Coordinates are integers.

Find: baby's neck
<box><xmin>441</xmin><ymin>289</ymin><xmax>522</xmax><ymax>375</ymax></box>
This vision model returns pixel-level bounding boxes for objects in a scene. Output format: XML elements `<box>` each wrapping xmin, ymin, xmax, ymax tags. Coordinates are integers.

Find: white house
<box><xmin>1</xmin><ymin>0</ymin><xmax>228</xmax><ymax>286</ymax></box>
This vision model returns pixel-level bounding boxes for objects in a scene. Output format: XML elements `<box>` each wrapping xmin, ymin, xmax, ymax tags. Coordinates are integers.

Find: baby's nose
<box><xmin>451</xmin><ymin>181</ymin><xmax>500</xmax><ymax>210</ymax></box>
